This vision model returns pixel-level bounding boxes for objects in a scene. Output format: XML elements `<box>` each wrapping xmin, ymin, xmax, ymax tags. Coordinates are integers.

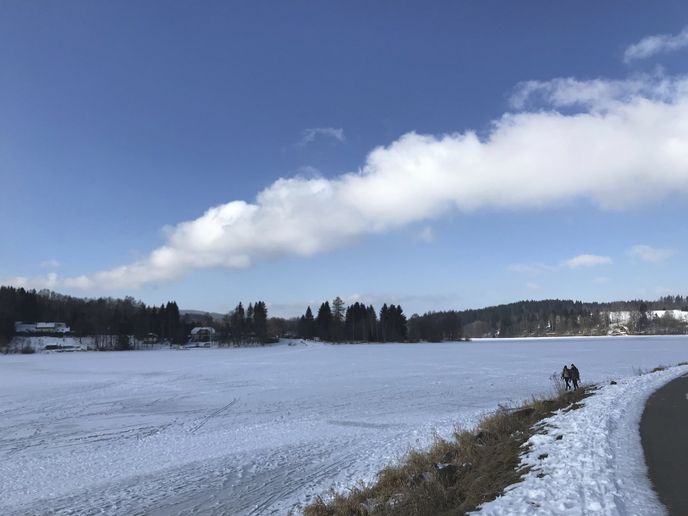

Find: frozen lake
<box><xmin>1</xmin><ymin>336</ymin><xmax>687</xmax><ymax>515</ymax></box>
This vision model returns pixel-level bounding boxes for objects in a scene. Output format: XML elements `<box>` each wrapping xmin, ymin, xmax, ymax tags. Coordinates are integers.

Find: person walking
<box><xmin>561</xmin><ymin>365</ymin><xmax>572</xmax><ymax>390</ymax></box>
<box><xmin>570</xmin><ymin>363</ymin><xmax>580</xmax><ymax>390</ymax></box>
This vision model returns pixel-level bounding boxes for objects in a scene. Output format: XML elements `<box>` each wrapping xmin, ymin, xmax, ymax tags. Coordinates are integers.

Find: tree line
<box><xmin>407</xmin><ymin>297</ymin><xmax>688</xmax><ymax>340</ymax></box>
<box><xmin>0</xmin><ymin>287</ymin><xmax>280</xmax><ymax>348</ymax></box>
<box><xmin>294</xmin><ymin>297</ymin><xmax>407</xmax><ymax>342</ymax></box>
<box><xmin>220</xmin><ymin>301</ymin><xmax>270</xmax><ymax>344</ymax></box>
<box><xmin>2</xmin><ymin>286</ymin><xmax>687</xmax><ymax>349</ymax></box>
<box><xmin>0</xmin><ymin>286</ymin><xmax>186</xmax><ymax>345</ymax></box>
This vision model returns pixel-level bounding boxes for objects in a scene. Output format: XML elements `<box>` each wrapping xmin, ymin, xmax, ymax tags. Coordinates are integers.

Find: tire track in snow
<box><xmin>245</xmin><ymin>448</ymin><xmax>360</xmax><ymax>515</ymax></box>
<box><xmin>187</xmin><ymin>398</ymin><xmax>238</xmax><ymax>434</ymax></box>
<box><xmin>4</xmin><ymin>441</ymin><xmax>359</xmax><ymax>516</ymax></box>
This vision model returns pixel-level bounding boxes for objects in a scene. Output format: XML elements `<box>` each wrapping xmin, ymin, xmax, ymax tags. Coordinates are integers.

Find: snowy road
<box><xmin>640</xmin><ymin>373</ymin><xmax>688</xmax><ymax>515</ymax></box>
<box><xmin>1</xmin><ymin>337</ymin><xmax>687</xmax><ymax>515</ymax></box>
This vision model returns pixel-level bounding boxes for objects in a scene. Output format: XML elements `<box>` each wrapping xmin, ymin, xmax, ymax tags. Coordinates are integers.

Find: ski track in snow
<box><xmin>1</xmin><ymin>336</ymin><xmax>687</xmax><ymax>515</ymax></box>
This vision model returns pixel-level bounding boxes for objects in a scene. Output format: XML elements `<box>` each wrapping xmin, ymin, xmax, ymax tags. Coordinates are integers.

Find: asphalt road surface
<box><xmin>640</xmin><ymin>372</ymin><xmax>688</xmax><ymax>515</ymax></box>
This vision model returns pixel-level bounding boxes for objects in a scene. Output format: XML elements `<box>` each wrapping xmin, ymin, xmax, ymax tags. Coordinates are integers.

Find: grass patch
<box><xmin>304</xmin><ymin>387</ymin><xmax>590</xmax><ymax>516</ymax></box>
<box><xmin>633</xmin><ymin>361</ymin><xmax>686</xmax><ymax>376</ymax></box>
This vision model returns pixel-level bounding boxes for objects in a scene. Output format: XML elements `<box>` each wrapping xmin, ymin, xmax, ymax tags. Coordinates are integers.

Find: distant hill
<box><xmin>180</xmin><ymin>309</ymin><xmax>225</xmax><ymax>322</ymax></box>
<box><xmin>408</xmin><ymin>296</ymin><xmax>688</xmax><ymax>340</ymax></box>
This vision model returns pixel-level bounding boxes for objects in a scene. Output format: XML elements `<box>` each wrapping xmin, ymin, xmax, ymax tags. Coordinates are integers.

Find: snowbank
<box><xmin>476</xmin><ymin>365</ymin><xmax>688</xmax><ymax>515</ymax></box>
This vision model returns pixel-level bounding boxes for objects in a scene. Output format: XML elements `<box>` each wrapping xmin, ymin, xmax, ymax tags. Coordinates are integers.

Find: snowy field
<box><xmin>1</xmin><ymin>336</ymin><xmax>687</xmax><ymax>515</ymax></box>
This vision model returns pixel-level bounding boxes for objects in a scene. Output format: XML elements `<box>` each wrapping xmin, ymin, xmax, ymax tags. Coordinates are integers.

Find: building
<box><xmin>142</xmin><ymin>333</ymin><xmax>159</xmax><ymax>344</ymax></box>
<box><xmin>15</xmin><ymin>322</ymin><xmax>71</xmax><ymax>334</ymax></box>
<box><xmin>189</xmin><ymin>326</ymin><xmax>216</xmax><ymax>343</ymax></box>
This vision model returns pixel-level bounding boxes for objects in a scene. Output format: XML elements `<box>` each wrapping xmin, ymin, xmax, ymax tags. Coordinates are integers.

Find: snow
<box><xmin>1</xmin><ymin>336</ymin><xmax>687</xmax><ymax>515</ymax></box>
<box><xmin>9</xmin><ymin>335</ymin><xmax>171</xmax><ymax>352</ymax></box>
<box><xmin>476</xmin><ymin>365</ymin><xmax>688</xmax><ymax>516</ymax></box>
<box><xmin>608</xmin><ymin>310</ymin><xmax>688</xmax><ymax>324</ymax></box>
<box><xmin>650</xmin><ymin>309</ymin><xmax>688</xmax><ymax>322</ymax></box>
<box><xmin>608</xmin><ymin>311</ymin><xmax>632</xmax><ymax>325</ymax></box>
<box><xmin>10</xmin><ymin>336</ymin><xmax>90</xmax><ymax>352</ymax></box>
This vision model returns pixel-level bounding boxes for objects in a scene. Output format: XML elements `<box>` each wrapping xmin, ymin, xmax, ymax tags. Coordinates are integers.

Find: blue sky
<box><xmin>2</xmin><ymin>1</ymin><xmax>688</xmax><ymax>316</ymax></box>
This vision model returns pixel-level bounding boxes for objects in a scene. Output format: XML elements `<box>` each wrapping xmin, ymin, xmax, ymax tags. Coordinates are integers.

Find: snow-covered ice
<box><xmin>1</xmin><ymin>336</ymin><xmax>686</xmax><ymax>515</ymax></box>
<box><xmin>476</xmin><ymin>365</ymin><xmax>688</xmax><ymax>515</ymax></box>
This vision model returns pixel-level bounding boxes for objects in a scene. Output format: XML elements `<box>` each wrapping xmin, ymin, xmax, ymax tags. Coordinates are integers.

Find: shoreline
<box><xmin>470</xmin><ymin>333</ymin><xmax>688</xmax><ymax>342</ymax></box>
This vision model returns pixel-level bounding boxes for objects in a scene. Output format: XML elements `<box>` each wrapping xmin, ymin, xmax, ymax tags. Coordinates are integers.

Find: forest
<box><xmin>1</xmin><ymin>286</ymin><xmax>687</xmax><ymax>350</ymax></box>
<box><xmin>293</xmin><ymin>297</ymin><xmax>408</xmax><ymax>343</ymax></box>
<box><xmin>405</xmin><ymin>297</ymin><xmax>688</xmax><ymax>341</ymax></box>
<box><xmin>0</xmin><ymin>286</ymin><xmax>185</xmax><ymax>345</ymax></box>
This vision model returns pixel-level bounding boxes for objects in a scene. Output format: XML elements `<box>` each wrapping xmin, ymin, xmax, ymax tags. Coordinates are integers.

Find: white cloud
<box><xmin>510</xmin><ymin>73</ymin><xmax>688</xmax><ymax>111</ymax></box>
<box><xmin>628</xmin><ymin>244</ymin><xmax>675</xmax><ymax>263</ymax></box>
<box><xmin>6</xmin><ymin>273</ymin><xmax>59</xmax><ymax>290</ymax></box>
<box><xmin>624</xmin><ymin>26</ymin><xmax>688</xmax><ymax>63</ymax></box>
<box><xmin>562</xmin><ymin>254</ymin><xmax>612</xmax><ymax>269</ymax></box>
<box><xmin>298</xmin><ymin>127</ymin><xmax>345</xmax><ymax>146</ymax></box>
<box><xmin>507</xmin><ymin>263</ymin><xmax>554</xmax><ymax>275</ymax></box>
<box><xmin>9</xmin><ymin>73</ymin><xmax>688</xmax><ymax>290</ymax></box>
<box><xmin>416</xmin><ymin>226</ymin><xmax>435</xmax><ymax>243</ymax></box>
<box><xmin>509</xmin><ymin>255</ymin><xmax>611</xmax><ymax>275</ymax></box>
<box><xmin>295</xmin><ymin>165</ymin><xmax>320</xmax><ymax>176</ymax></box>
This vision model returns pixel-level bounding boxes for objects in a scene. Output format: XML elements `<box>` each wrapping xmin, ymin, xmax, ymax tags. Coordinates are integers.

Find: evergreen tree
<box><xmin>331</xmin><ymin>296</ymin><xmax>345</xmax><ymax>342</ymax></box>
<box><xmin>246</xmin><ymin>303</ymin><xmax>255</xmax><ymax>339</ymax></box>
<box><xmin>231</xmin><ymin>302</ymin><xmax>246</xmax><ymax>344</ymax></box>
<box><xmin>303</xmin><ymin>306</ymin><xmax>315</xmax><ymax>339</ymax></box>
<box><xmin>316</xmin><ymin>302</ymin><xmax>332</xmax><ymax>341</ymax></box>
<box><xmin>332</xmin><ymin>296</ymin><xmax>345</xmax><ymax>321</ymax></box>
<box><xmin>379</xmin><ymin>304</ymin><xmax>389</xmax><ymax>342</ymax></box>
<box><xmin>344</xmin><ymin>304</ymin><xmax>355</xmax><ymax>341</ymax></box>
<box><xmin>394</xmin><ymin>304</ymin><xmax>407</xmax><ymax>341</ymax></box>
<box><xmin>367</xmin><ymin>305</ymin><xmax>378</xmax><ymax>341</ymax></box>
<box><xmin>253</xmin><ymin>301</ymin><xmax>268</xmax><ymax>342</ymax></box>
<box><xmin>344</xmin><ymin>302</ymin><xmax>372</xmax><ymax>342</ymax></box>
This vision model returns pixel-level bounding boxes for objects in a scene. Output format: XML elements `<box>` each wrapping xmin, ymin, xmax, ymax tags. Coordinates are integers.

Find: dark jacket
<box><xmin>570</xmin><ymin>365</ymin><xmax>580</xmax><ymax>381</ymax></box>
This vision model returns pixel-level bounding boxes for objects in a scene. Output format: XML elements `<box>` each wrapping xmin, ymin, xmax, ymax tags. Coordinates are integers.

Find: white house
<box><xmin>15</xmin><ymin>322</ymin><xmax>71</xmax><ymax>334</ymax></box>
<box><xmin>189</xmin><ymin>326</ymin><xmax>216</xmax><ymax>343</ymax></box>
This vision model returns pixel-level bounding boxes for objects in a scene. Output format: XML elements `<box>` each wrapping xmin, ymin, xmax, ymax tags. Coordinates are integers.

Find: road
<box><xmin>640</xmin><ymin>372</ymin><xmax>688</xmax><ymax>515</ymax></box>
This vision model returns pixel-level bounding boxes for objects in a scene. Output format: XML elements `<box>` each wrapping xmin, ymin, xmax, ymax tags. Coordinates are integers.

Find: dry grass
<box><xmin>304</xmin><ymin>387</ymin><xmax>590</xmax><ymax>516</ymax></box>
